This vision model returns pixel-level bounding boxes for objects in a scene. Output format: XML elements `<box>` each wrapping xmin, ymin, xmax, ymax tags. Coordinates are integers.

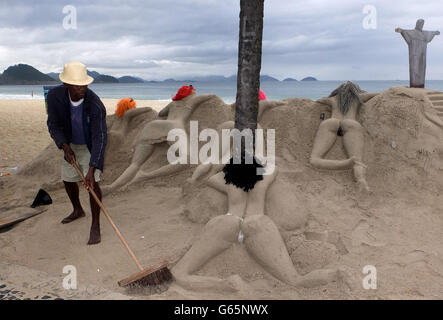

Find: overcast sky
<box><xmin>1</xmin><ymin>0</ymin><xmax>443</xmax><ymax>80</ymax></box>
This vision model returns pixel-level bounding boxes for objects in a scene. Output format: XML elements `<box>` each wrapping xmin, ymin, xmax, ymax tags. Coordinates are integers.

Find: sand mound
<box><xmin>1</xmin><ymin>88</ymin><xmax>443</xmax><ymax>299</ymax></box>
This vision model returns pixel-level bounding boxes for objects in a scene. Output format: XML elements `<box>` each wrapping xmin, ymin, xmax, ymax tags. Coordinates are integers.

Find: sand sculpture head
<box><xmin>172</xmin><ymin>85</ymin><xmax>196</xmax><ymax>101</ymax></box>
<box><xmin>415</xmin><ymin>19</ymin><xmax>425</xmax><ymax>31</ymax></box>
<box><xmin>222</xmin><ymin>155</ymin><xmax>264</xmax><ymax>192</ymax></box>
<box><xmin>115</xmin><ymin>97</ymin><xmax>136</xmax><ymax>118</ymax></box>
<box><xmin>329</xmin><ymin>81</ymin><xmax>366</xmax><ymax>115</ymax></box>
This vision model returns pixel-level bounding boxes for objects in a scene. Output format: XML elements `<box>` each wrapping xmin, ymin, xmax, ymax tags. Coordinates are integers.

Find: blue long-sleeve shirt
<box><xmin>46</xmin><ymin>85</ymin><xmax>107</xmax><ymax>171</ymax></box>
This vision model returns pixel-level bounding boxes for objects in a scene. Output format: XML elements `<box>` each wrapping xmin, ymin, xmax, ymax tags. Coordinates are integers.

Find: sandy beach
<box><xmin>1</xmin><ymin>88</ymin><xmax>443</xmax><ymax>300</ymax></box>
<box><xmin>0</xmin><ymin>99</ymin><xmax>168</xmax><ymax>173</ymax></box>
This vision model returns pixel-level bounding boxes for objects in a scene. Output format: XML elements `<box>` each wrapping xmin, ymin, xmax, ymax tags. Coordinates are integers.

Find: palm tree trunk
<box><xmin>234</xmin><ymin>0</ymin><xmax>264</xmax><ymax>159</ymax></box>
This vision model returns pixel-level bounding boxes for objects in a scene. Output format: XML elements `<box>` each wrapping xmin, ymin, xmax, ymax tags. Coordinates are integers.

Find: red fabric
<box><xmin>259</xmin><ymin>89</ymin><xmax>267</xmax><ymax>101</ymax></box>
<box><xmin>172</xmin><ymin>85</ymin><xmax>194</xmax><ymax>101</ymax></box>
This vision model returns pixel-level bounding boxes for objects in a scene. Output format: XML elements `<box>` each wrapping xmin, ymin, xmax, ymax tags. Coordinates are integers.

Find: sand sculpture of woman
<box><xmin>173</xmin><ymin>158</ymin><xmax>338</xmax><ymax>292</ymax></box>
<box><xmin>310</xmin><ymin>81</ymin><xmax>378</xmax><ymax>191</ymax></box>
<box><xmin>102</xmin><ymin>86</ymin><xmax>216</xmax><ymax>194</ymax></box>
<box><xmin>188</xmin><ymin>94</ymin><xmax>287</xmax><ymax>185</ymax></box>
<box><xmin>107</xmin><ymin>98</ymin><xmax>153</xmax><ymax>143</ymax></box>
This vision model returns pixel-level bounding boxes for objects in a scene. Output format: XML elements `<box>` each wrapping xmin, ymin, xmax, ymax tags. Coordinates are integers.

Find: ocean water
<box><xmin>1</xmin><ymin>80</ymin><xmax>443</xmax><ymax>102</ymax></box>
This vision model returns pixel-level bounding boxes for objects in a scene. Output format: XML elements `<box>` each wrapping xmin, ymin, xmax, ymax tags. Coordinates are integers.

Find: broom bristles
<box><xmin>118</xmin><ymin>261</ymin><xmax>173</xmax><ymax>287</ymax></box>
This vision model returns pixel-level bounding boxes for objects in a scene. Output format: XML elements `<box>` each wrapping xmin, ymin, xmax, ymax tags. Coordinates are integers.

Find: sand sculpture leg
<box><xmin>127</xmin><ymin>129</ymin><xmax>191</xmax><ymax>186</ymax></box>
<box><xmin>242</xmin><ymin>215</ymin><xmax>338</xmax><ymax>288</ymax></box>
<box><xmin>310</xmin><ymin>118</ymin><xmax>355</xmax><ymax>170</ymax></box>
<box><xmin>172</xmin><ymin>214</ymin><xmax>243</xmax><ymax>292</ymax></box>
<box><xmin>102</xmin><ymin>142</ymin><xmax>155</xmax><ymax>194</ymax></box>
<box><xmin>128</xmin><ymin>162</ymin><xmax>188</xmax><ymax>186</ymax></box>
<box><xmin>341</xmin><ymin>119</ymin><xmax>369</xmax><ymax>192</ymax></box>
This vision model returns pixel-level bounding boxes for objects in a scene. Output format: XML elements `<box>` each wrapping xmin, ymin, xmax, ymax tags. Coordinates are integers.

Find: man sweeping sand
<box><xmin>46</xmin><ymin>61</ymin><xmax>107</xmax><ymax>245</ymax></box>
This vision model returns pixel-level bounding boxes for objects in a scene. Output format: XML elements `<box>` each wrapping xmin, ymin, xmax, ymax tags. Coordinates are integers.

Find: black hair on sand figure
<box><xmin>223</xmin><ymin>155</ymin><xmax>264</xmax><ymax>192</ymax></box>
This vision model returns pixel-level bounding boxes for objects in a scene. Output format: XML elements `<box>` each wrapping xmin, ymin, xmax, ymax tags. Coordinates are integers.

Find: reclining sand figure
<box><xmin>102</xmin><ymin>87</ymin><xmax>216</xmax><ymax>194</ymax></box>
<box><xmin>103</xmin><ymin>95</ymin><xmax>287</xmax><ymax>194</ymax></box>
<box><xmin>188</xmin><ymin>100</ymin><xmax>287</xmax><ymax>184</ymax></box>
<box><xmin>107</xmin><ymin>100</ymin><xmax>153</xmax><ymax>146</ymax></box>
<box><xmin>172</xmin><ymin>158</ymin><xmax>339</xmax><ymax>292</ymax></box>
<box><xmin>310</xmin><ymin>81</ymin><xmax>378</xmax><ymax>192</ymax></box>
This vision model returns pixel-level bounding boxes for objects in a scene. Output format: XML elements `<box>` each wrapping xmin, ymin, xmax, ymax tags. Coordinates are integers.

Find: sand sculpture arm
<box><xmin>260</xmin><ymin>165</ymin><xmax>278</xmax><ymax>188</ymax></box>
<box><xmin>123</xmin><ymin>106</ymin><xmax>153</xmax><ymax>119</ymax></box>
<box><xmin>360</xmin><ymin>92</ymin><xmax>379</xmax><ymax>102</ymax></box>
<box><xmin>316</xmin><ymin>97</ymin><xmax>332</xmax><ymax>107</ymax></box>
<box><xmin>190</xmin><ymin>163</ymin><xmax>225</xmax><ymax>183</ymax></box>
<box><xmin>258</xmin><ymin>100</ymin><xmax>287</xmax><ymax>120</ymax></box>
<box><xmin>158</xmin><ymin>104</ymin><xmax>170</xmax><ymax>117</ymax></box>
<box><xmin>188</xmin><ymin>94</ymin><xmax>217</xmax><ymax>112</ymax></box>
<box><xmin>206</xmin><ymin>172</ymin><xmax>227</xmax><ymax>193</ymax></box>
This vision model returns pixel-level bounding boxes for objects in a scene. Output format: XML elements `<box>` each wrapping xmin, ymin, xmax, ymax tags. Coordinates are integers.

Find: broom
<box><xmin>72</xmin><ymin>162</ymin><xmax>173</xmax><ymax>287</ymax></box>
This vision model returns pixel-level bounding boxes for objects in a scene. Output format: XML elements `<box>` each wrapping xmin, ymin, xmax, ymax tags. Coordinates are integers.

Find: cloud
<box><xmin>0</xmin><ymin>0</ymin><xmax>442</xmax><ymax>80</ymax></box>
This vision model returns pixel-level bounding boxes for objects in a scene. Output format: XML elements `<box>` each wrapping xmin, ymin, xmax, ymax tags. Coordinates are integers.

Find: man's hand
<box><xmin>83</xmin><ymin>167</ymin><xmax>96</xmax><ymax>191</ymax></box>
<box><xmin>62</xmin><ymin>143</ymin><xmax>76</xmax><ymax>164</ymax></box>
<box><xmin>395</xmin><ymin>28</ymin><xmax>402</xmax><ymax>33</ymax></box>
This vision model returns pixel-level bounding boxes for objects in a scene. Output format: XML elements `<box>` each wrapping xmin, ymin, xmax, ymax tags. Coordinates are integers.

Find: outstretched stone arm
<box><xmin>395</xmin><ymin>27</ymin><xmax>412</xmax><ymax>44</ymax></box>
<box><xmin>360</xmin><ymin>92</ymin><xmax>379</xmax><ymax>102</ymax></box>
<box><xmin>426</xmin><ymin>30</ymin><xmax>440</xmax><ymax>42</ymax></box>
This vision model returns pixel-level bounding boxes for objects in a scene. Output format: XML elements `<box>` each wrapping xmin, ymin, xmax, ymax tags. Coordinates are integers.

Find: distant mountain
<box><xmin>190</xmin><ymin>75</ymin><xmax>230</xmax><ymax>82</ymax></box>
<box><xmin>180</xmin><ymin>74</ymin><xmax>280</xmax><ymax>83</ymax></box>
<box><xmin>46</xmin><ymin>72</ymin><xmax>60</xmax><ymax>81</ymax></box>
<box><xmin>0</xmin><ymin>64</ymin><xmax>57</xmax><ymax>85</ymax></box>
<box><xmin>118</xmin><ymin>76</ymin><xmax>144</xmax><ymax>83</ymax></box>
<box><xmin>163</xmin><ymin>78</ymin><xmax>195</xmax><ymax>83</ymax></box>
<box><xmin>283</xmin><ymin>78</ymin><xmax>298</xmax><ymax>82</ymax></box>
<box><xmin>301</xmin><ymin>76</ymin><xmax>318</xmax><ymax>81</ymax></box>
<box><xmin>48</xmin><ymin>70</ymin><xmax>141</xmax><ymax>84</ymax></box>
<box><xmin>87</xmin><ymin>70</ymin><xmax>101</xmax><ymax>79</ymax></box>
<box><xmin>260</xmin><ymin>75</ymin><xmax>280</xmax><ymax>82</ymax></box>
<box><xmin>94</xmin><ymin>74</ymin><xmax>119</xmax><ymax>83</ymax></box>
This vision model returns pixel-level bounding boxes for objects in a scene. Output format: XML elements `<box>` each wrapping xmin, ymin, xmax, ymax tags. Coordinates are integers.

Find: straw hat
<box><xmin>59</xmin><ymin>61</ymin><xmax>94</xmax><ymax>86</ymax></box>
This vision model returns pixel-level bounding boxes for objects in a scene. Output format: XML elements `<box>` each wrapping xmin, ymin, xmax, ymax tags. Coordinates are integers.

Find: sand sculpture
<box><xmin>5</xmin><ymin>87</ymin><xmax>443</xmax><ymax>298</ymax></box>
<box><xmin>310</xmin><ymin>81</ymin><xmax>378</xmax><ymax>191</ymax></box>
<box><xmin>103</xmin><ymin>99</ymin><xmax>287</xmax><ymax>194</ymax></box>
<box><xmin>107</xmin><ymin>107</ymin><xmax>153</xmax><ymax>147</ymax></box>
<box><xmin>173</xmin><ymin>163</ymin><xmax>338</xmax><ymax>291</ymax></box>
<box><xmin>187</xmin><ymin>98</ymin><xmax>288</xmax><ymax>184</ymax></box>
<box><xmin>102</xmin><ymin>93</ymin><xmax>216</xmax><ymax>194</ymax></box>
<box><xmin>396</xmin><ymin>19</ymin><xmax>440</xmax><ymax>88</ymax></box>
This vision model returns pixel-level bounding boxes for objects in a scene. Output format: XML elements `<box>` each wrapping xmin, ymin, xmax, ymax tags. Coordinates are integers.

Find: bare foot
<box><xmin>294</xmin><ymin>269</ymin><xmax>338</xmax><ymax>288</ymax></box>
<box><xmin>87</xmin><ymin>226</ymin><xmax>101</xmax><ymax>245</ymax></box>
<box><xmin>61</xmin><ymin>210</ymin><xmax>85</xmax><ymax>224</ymax></box>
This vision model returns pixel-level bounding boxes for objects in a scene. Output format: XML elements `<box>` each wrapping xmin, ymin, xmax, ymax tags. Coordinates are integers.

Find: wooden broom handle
<box><xmin>72</xmin><ymin>162</ymin><xmax>144</xmax><ymax>271</ymax></box>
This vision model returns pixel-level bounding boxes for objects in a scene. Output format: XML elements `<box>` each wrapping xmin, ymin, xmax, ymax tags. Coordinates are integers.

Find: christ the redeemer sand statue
<box><xmin>311</xmin><ymin>81</ymin><xmax>378</xmax><ymax>192</ymax></box>
<box><xmin>396</xmin><ymin>19</ymin><xmax>440</xmax><ymax>88</ymax></box>
<box><xmin>172</xmin><ymin>159</ymin><xmax>338</xmax><ymax>292</ymax></box>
